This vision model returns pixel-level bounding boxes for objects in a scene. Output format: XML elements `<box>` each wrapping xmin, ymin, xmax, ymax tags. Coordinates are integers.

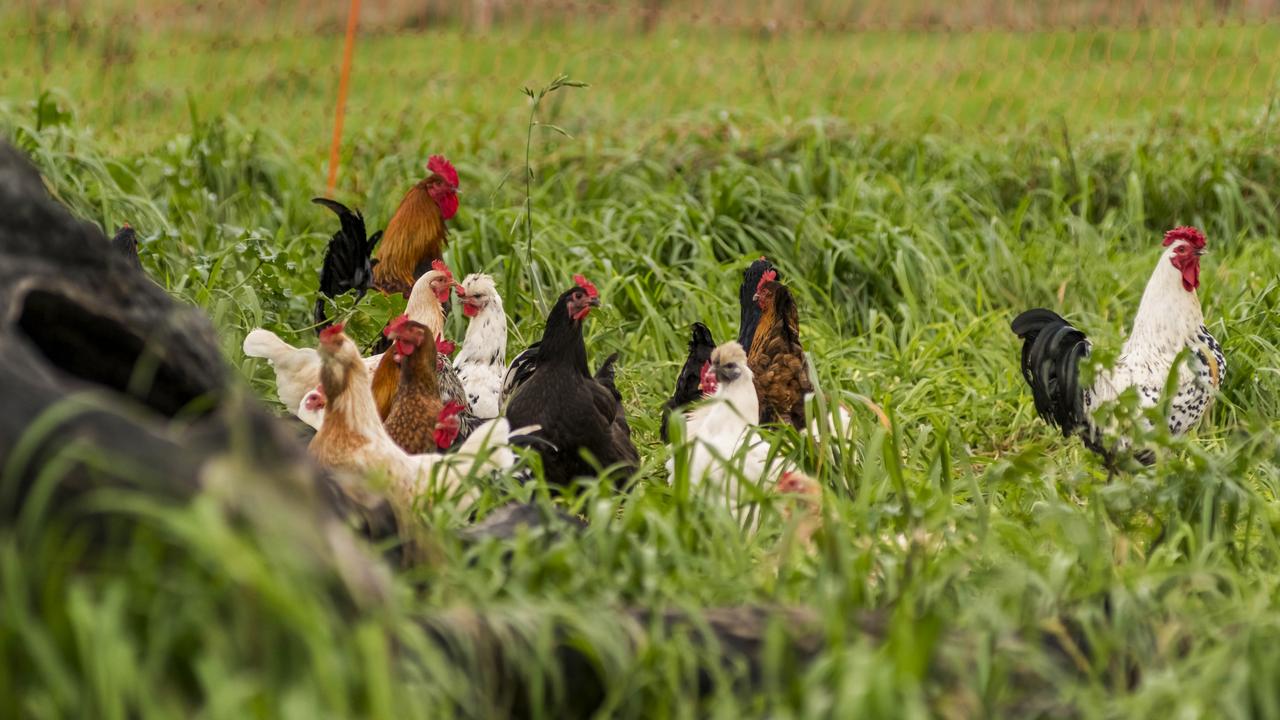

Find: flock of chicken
<box><xmin>233</xmin><ymin>155</ymin><xmax>1226</xmax><ymax>533</ymax></box>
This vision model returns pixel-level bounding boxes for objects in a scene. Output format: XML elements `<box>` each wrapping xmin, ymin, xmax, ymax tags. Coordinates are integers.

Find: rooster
<box><xmin>309</xmin><ymin>324</ymin><xmax>519</xmax><ymax>516</ymax></box>
<box><xmin>1011</xmin><ymin>226</ymin><xmax>1225</xmax><ymax>464</ymax></box>
<box><xmin>382</xmin><ymin>316</ymin><xmax>443</xmax><ymax>454</ymax></box>
<box><xmin>660</xmin><ymin>322</ymin><xmax>716</xmax><ymax>442</ymax></box>
<box><xmin>372</xmin><ymin>155</ymin><xmax>460</xmax><ymax>296</ymax></box>
<box><xmin>453</xmin><ymin>273</ymin><xmax>507</xmax><ymax>418</ymax></box>
<box><xmin>311</xmin><ymin>198</ymin><xmax>381</xmax><ymax>329</ymax></box>
<box><xmin>504</xmin><ymin>275</ymin><xmax>639</xmax><ymax>487</ymax></box>
<box><xmin>748</xmin><ymin>272</ymin><xmax>813</xmax><ymax>430</ymax></box>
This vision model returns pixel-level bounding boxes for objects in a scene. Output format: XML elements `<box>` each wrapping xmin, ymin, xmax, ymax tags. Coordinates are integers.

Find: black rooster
<box><xmin>504</xmin><ymin>276</ymin><xmax>639</xmax><ymax>487</ymax></box>
<box><xmin>660</xmin><ymin>322</ymin><xmax>716</xmax><ymax>441</ymax></box>
<box><xmin>311</xmin><ymin>198</ymin><xmax>381</xmax><ymax>331</ymax></box>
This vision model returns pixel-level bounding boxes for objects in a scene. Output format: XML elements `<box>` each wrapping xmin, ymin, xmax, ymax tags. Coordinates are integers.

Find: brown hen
<box><xmin>383</xmin><ymin>317</ymin><xmax>443</xmax><ymax>454</ymax></box>
<box><xmin>747</xmin><ymin>278</ymin><xmax>812</xmax><ymax>430</ymax></box>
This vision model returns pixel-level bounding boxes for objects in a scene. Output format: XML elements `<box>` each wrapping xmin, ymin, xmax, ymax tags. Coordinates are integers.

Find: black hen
<box><xmin>660</xmin><ymin>322</ymin><xmax>716</xmax><ymax>441</ymax></box>
<box><xmin>111</xmin><ymin>224</ymin><xmax>142</xmax><ymax>270</ymax></box>
<box><xmin>504</xmin><ymin>281</ymin><xmax>639</xmax><ymax>487</ymax></box>
<box><xmin>738</xmin><ymin>257</ymin><xmax>779</xmax><ymax>353</ymax></box>
<box><xmin>1010</xmin><ymin>309</ymin><xmax>1110</xmax><ymax>457</ymax></box>
<box><xmin>312</xmin><ymin>198</ymin><xmax>381</xmax><ymax>330</ymax></box>
<box><xmin>500</xmin><ymin>340</ymin><xmax>541</xmax><ymax>408</ymax></box>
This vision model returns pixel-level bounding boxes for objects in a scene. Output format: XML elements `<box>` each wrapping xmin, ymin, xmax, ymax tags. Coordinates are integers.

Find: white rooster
<box><xmin>452</xmin><ymin>273</ymin><xmax>507</xmax><ymax>419</ymax></box>
<box><xmin>1011</xmin><ymin>226</ymin><xmax>1225</xmax><ymax>464</ymax></box>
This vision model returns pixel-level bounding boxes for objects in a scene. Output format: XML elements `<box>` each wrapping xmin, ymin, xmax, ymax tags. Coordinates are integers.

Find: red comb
<box><xmin>756</xmin><ymin>269</ymin><xmax>778</xmax><ymax>294</ymax></box>
<box><xmin>573</xmin><ymin>274</ymin><xmax>599</xmax><ymax>299</ymax></box>
<box><xmin>435</xmin><ymin>336</ymin><xmax>456</xmax><ymax>356</ymax></box>
<box><xmin>431</xmin><ymin>259</ymin><xmax>453</xmax><ymax>281</ymax></box>
<box><xmin>426</xmin><ymin>155</ymin><xmax>459</xmax><ymax>187</ymax></box>
<box><xmin>383</xmin><ymin>314</ymin><xmax>410</xmax><ymax>337</ymax></box>
<box><xmin>439</xmin><ymin>400</ymin><xmax>465</xmax><ymax>420</ymax></box>
<box><xmin>699</xmin><ymin>360</ymin><xmax>717</xmax><ymax>396</ymax></box>
<box><xmin>319</xmin><ymin>323</ymin><xmax>345</xmax><ymax>341</ymax></box>
<box><xmin>1163</xmin><ymin>226</ymin><xmax>1206</xmax><ymax>250</ymax></box>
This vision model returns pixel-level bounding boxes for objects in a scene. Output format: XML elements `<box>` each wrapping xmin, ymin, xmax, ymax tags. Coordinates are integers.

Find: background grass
<box><xmin>5</xmin><ymin>3</ymin><xmax>1280</xmax><ymax>717</ymax></box>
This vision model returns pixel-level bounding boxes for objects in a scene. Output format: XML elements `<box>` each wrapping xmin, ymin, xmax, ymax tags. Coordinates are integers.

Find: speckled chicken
<box><xmin>1011</xmin><ymin>226</ymin><xmax>1225</xmax><ymax>464</ymax></box>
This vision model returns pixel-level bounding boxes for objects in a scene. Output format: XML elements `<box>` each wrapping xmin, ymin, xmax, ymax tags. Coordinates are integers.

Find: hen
<box><xmin>243</xmin><ymin>264</ymin><xmax>456</xmax><ymax>423</ymax></box>
<box><xmin>660</xmin><ymin>322</ymin><xmax>716</xmax><ymax>442</ymax></box>
<box><xmin>453</xmin><ymin>273</ymin><xmax>507</xmax><ymax>419</ymax></box>
<box><xmin>504</xmin><ymin>276</ymin><xmax>639</xmax><ymax>487</ymax></box>
<box><xmin>382</xmin><ymin>316</ymin><xmax>444</xmax><ymax>454</ymax></box>
<box><xmin>1011</xmin><ymin>226</ymin><xmax>1225</xmax><ymax>465</ymax></box>
<box><xmin>668</xmin><ymin>342</ymin><xmax>778</xmax><ymax>515</ymax></box>
<box><xmin>372</xmin><ymin>156</ymin><xmax>460</xmax><ymax>296</ymax></box>
<box><xmin>747</xmin><ymin>272</ymin><xmax>813</xmax><ymax>430</ymax></box>
<box><xmin>738</xmin><ymin>257</ymin><xmax>779</xmax><ymax>354</ymax></box>
<box><xmin>110</xmin><ymin>223</ymin><xmax>142</xmax><ymax>270</ymax></box>
<box><xmin>308</xmin><ymin>324</ymin><xmax>519</xmax><ymax>518</ymax></box>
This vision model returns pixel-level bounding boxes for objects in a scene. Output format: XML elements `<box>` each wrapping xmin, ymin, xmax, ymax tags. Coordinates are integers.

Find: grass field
<box><xmin>6</xmin><ymin>11</ymin><xmax>1280</xmax><ymax>718</ymax></box>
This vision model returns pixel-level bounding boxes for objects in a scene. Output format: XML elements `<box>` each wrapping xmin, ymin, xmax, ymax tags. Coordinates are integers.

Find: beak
<box><xmin>752</xmin><ymin>292</ymin><xmax>760</xmax><ymax>303</ymax></box>
<box><xmin>587</xmin><ymin>297</ymin><xmax>601</xmax><ymax>308</ymax></box>
<box><xmin>1196</xmin><ymin>249</ymin><xmax>1208</xmax><ymax>257</ymax></box>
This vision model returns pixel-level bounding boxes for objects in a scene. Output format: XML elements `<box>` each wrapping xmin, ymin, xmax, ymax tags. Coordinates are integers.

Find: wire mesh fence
<box><xmin>4</xmin><ymin>1</ymin><xmax>1280</xmax><ymax>156</ymax></box>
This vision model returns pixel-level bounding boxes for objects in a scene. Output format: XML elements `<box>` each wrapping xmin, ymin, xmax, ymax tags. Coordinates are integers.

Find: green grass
<box><xmin>6</xmin><ymin>18</ymin><xmax>1280</xmax><ymax>718</ymax></box>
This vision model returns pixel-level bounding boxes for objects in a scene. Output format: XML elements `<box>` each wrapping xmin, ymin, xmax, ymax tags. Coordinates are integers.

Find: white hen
<box><xmin>453</xmin><ymin>273</ymin><xmax>507</xmax><ymax>418</ymax></box>
<box><xmin>667</xmin><ymin>342</ymin><xmax>783</xmax><ymax>516</ymax></box>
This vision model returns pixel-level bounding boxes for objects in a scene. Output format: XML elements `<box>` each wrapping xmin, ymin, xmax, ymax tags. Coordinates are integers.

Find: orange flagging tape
<box><xmin>326</xmin><ymin>0</ymin><xmax>362</xmax><ymax>194</ymax></box>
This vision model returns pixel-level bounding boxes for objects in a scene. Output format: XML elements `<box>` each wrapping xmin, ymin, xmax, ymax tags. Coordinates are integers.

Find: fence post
<box><xmin>326</xmin><ymin>0</ymin><xmax>363</xmax><ymax>195</ymax></box>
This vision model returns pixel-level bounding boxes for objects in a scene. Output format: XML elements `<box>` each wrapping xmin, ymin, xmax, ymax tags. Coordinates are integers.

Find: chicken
<box><xmin>453</xmin><ymin>273</ymin><xmax>507</xmax><ymax>418</ymax></box>
<box><xmin>243</xmin><ymin>328</ymin><xmax>322</xmax><ymax>413</ymax></box>
<box><xmin>110</xmin><ymin>223</ymin><xmax>142</xmax><ymax>271</ymax></box>
<box><xmin>660</xmin><ymin>322</ymin><xmax>716</xmax><ymax>442</ymax></box>
<box><xmin>311</xmin><ymin>197</ymin><xmax>381</xmax><ymax>329</ymax></box>
<box><xmin>739</xmin><ymin>257</ymin><xmax>778</xmax><ymax>353</ymax></box>
<box><xmin>243</xmin><ymin>265</ymin><xmax>455</xmax><ymax>422</ymax></box>
<box><xmin>298</xmin><ymin>385</ymin><xmax>326</xmax><ymax>430</ymax></box>
<box><xmin>308</xmin><ymin>324</ymin><xmax>520</xmax><ymax>518</ymax></box>
<box><xmin>382</xmin><ymin>316</ymin><xmax>443</xmax><ymax>454</ymax></box>
<box><xmin>504</xmin><ymin>275</ymin><xmax>639</xmax><ymax>486</ymax></box>
<box><xmin>775</xmin><ymin>471</ymin><xmax>823</xmax><ymax>552</ymax></box>
<box><xmin>667</xmin><ymin>342</ymin><xmax>777</xmax><ymax>514</ymax></box>
<box><xmin>1011</xmin><ymin>226</ymin><xmax>1225</xmax><ymax>465</ymax></box>
<box><xmin>372</xmin><ymin>155</ymin><xmax>460</xmax><ymax>296</ymax></box>
<box><xmin>747</xmin><ymin>272</ymin><xmax>813</xmax><ymax>430</ymax></box>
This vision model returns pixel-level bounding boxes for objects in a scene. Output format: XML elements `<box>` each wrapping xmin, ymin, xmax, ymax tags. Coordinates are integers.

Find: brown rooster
<box><xmin>747</xmin><ymin>271</ymin><xmax>812</xmax><ymax>430</ymax></box>
<box><xmin>372</xmin><ymin>155</ymin><xmax>460</xmax><ymax>296</ymax></box>
<box><xmin>383</xmin><ymin>316</ymin><xmax>443</xmax><ymax>455</ymax></box>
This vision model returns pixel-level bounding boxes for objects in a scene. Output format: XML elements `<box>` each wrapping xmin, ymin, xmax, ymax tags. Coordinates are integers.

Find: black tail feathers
<box><xmin>312</xmin><ymin>197</ymin><xmax>378</xmax><ymax>333</ymax></box>
<box><xmin>1011</xmin><ymin>308</ymin><xmax>1091</xmax><ymax>436</ymax></box>
<box><xmin>661</xmin><ymin>322</ymin><xmax>717</xmax><ymax>442</ymax></box>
